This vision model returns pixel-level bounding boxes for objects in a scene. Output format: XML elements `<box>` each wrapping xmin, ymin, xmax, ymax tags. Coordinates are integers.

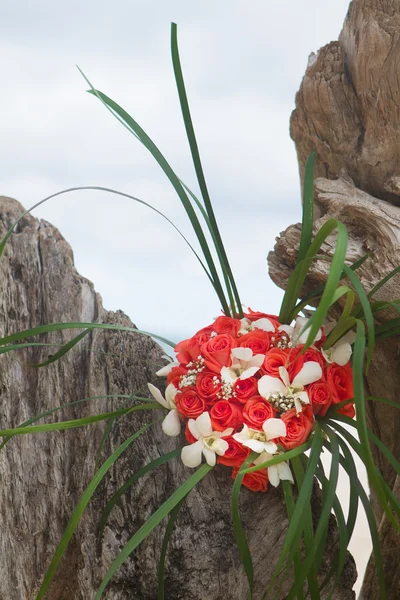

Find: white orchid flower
<box><xmin>258</xmin><ymin>362</ymin><xmax>322</xmax><ymax>414</ymax></box>
<box><xmin>253</xmin><ymin>451</ymin><xmax>294</xmax><ymax>487</ymax></box>
<box><xmin>155</xmin><ymin>359</ymin><xmax>179</xmax><ymax>377</ymax></box>
<box><xmin>181</xmin><ymin>412</ymin><xmax>233</xmax><ymax>467</ymax></box>
<box><xmin>233</xmin><ymin>418</ymin><xmax>286</xmax><ymax>455</ymax></box>
<box><xmin>147</xmin><ymin>383</ymin><xmax>181</xmax><ymax>436</ymax></box>
<box><xmin>252</xmin><ymin>318</ymin><xmax>275</xmax><ymax>332</ymax></box>
<box><xmin>321</xmin><ymin>329</ymin><xmax>355</xmax><ymax>366</ymax></box>
<box><xmin>238</xmin><ymin>318</ymin><xmax>252</xmax><ymax>335</ymax></box>
<box><xmin>277</xmin><ymin>316</ymin><xmax>322</xmax><ymax>347</ymax></box>
<box><xmin>220</xmin><ymin>347</ymin><xmax>264</xmax><ymax>384</ymax></box>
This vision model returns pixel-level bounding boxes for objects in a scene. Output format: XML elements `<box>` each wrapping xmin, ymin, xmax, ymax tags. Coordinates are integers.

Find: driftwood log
<box><xmin>268</xmin><ymin>0</ymin><xmax>400</xmax><ymax>597</ymax></box>
<box><xmin>0</xmin><ymin>196</ymin><xmax>357</xmax><ymax>600</ymax></box>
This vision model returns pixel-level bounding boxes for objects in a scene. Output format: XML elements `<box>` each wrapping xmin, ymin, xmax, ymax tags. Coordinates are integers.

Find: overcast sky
<box><xmin>1</xmin><ymin>1</ymin><xmax>372</xmax><ymax>592</ymax></box>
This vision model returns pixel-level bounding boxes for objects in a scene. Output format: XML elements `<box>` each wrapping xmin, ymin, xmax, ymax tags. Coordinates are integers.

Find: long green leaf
<box><xmin>0</xmin><ymin>403</ymin><xmax>160</xmax><ymax>437</ymax></box>
<box><xmin>157</xmin><ymin>498</ymin><xmax>185</xmax><ymax>600</ymax></box>
<box><xmin>99</xmin><ymin>449</ymin><xmax>181</xmax><ymax>535</ymax></box>
<box><xmin>241</xmin><ymin>442</ymin><xmax>311</xmax><ymax>474</ymax></box>
<box><xmin>170</xmin><ymin>23</ymin><xmax>243</xmax><ymax>317</ymax></box>
<box><xmin>35</xmin><ymin>423</ymin><xmax>153</xmax><ymax>600</ymax></box>
<box><xmin>232</xmin><ymin>452</ymin><xmax>257</xmax><ymax>597</ymax></box>
<box><xmin>95</xmin><ymin>464</ymin><xmax>212</xmax><ymax>599</ymax></box>
<box><xmin>29</xmin><ymin>329</ymin><xmax>91</xmax><ymax>367</ymax></box>
<box><xmin>0</xmin><ymin>321</ymin><xmax>176</xmax><ymax>349</ymax></box>
<box><xmin>296</xmin><ymin>151</ymin><xmax>315</xmax><ymax>265</ymax></box>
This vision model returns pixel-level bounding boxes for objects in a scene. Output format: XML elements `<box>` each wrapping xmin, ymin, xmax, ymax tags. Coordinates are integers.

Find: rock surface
<box><xmin>0</xmin><ymin>196</ymin><xmax>357</xmax><ymax>599</ymax></box>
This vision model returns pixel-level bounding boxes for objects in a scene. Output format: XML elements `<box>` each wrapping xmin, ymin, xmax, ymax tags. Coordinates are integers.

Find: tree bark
<box><xmin>0</xmin><ymin>195</ymin><xmax>356</xmax><ymax>600</ymax></box>
<box><xmin>269</xmin><ymin>1</ymin><xmax>400</xmax><ymax>596</ymax></box>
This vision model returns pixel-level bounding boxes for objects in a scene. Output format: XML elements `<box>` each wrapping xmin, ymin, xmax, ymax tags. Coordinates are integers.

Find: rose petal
<box><xmin>195</xmin><ymin>411</ymin><xmax>213</xmax><ymax>437</ymax></box>
<box><xmin>292</xmin><ymin>361</ymin><xmax>322</xmax><ymax>387</ymax></box>
<box><xmin>263</xmin><ymin>417</ymin><xmax>287</xmax><ymax>440</ymax></box>
<box><xmin>147</xmin><ymin>383</ymin><xmax>169</xmax><ymax>409</ymax></box>
<box><xmin>258</xmin><ymin>375</ymin><xmax>286</xmax><ymax>398</ymax></box>
<box><xmin>162</xmin><ymin>409</ymin><xmax>181</xmax><ymax>436</ymax></box>
<box><xmin>181</xmin><ymin>441</ymin><xmax>203</xmax><ymax>467</ymax></box>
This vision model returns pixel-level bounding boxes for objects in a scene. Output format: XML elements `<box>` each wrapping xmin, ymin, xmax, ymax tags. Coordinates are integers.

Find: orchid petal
<box><xmin>221</xmin><ymin>427</ymin><xmax>234</xmax><ymax>438</ymax></box>
<box><xmin>244</xmin><ymin>439</ymin><xmax>266</xmax><ymax>453</ymax></box>
<box><xmin>277</xmin><ymin>461</ymin><xmax>294</xmax><ymax>484</ymax></box>
<box><xmin>268</xmin><ymin>465</ymin><xmax>280</xmax><ymax>487</ymax></box>
<box><xmin>295</xmin><ymin>391</ymin><xmax>310</xmax><ymax>405</ymax></box>
<box><xmin>195</xmin><ymin>412</ymin><xmax>213</xmax><ymax>437</ymax></box>
<box><xmin>232</xmin><ymin>347</ymin><xmax>253</xmax><ymax>362</ymax></box>
<box><xmin>332</xmin><ymin>343</ymin><xmax>352</xmax><ymax>366</ymax></box>
<box><xmin>253</xmin><ymin>318</ymin><xmax>275</xmax><ymax>332</ymax></box>
<box><xmin>253</xmin><ymin>451</ymin><xmax>272</xmax><ymax>466</ymax></box>
<box><xmin>161</xmin><ymin>409</ymin><xmax>181</xmax><ymax>436</ymax></box>
<box><xmin>233</xmin><ymin>425</ymin><xmax>251</xmax><ymax>444</ymax></box>
<box><xmin>258</xmin><ymin>375</ymin><xmax>286</xmax><ymax>398</ymax></box>
<box><xmin>292</xmin><ymin>361</ymin><xmax>322</xmax><ymax>387</ymax></box>
<box><xmin>188</xmin><ymin>418</ymin><xmax>200</xmax><ymax>440</ymax></box>
<box><xmin>156</xmin><ymin>362</ymin><xmax>178</xmax><ymax>377</ymax></box>
<box><xmin>165</xmin><ymin>383</ymin><xmax>178</xmax><ymax>406</ymax></box>
<box><xmin>263</xmin><ymin>441</ymin><xmax>278</xmax><ymax>454</ymax></box>
<box><xmin>214</xmin><ymin>438</ymin><xmax>229</xmax><ymax>456</ymax></box>
<box><xmin>251</xmin><ymin>354</ymin><xmax>265</xmax><ymax>367</ymax></box>
<box><xmin>202</xmin><ymin>447</ymin><xmax>216</xmax><ymax>466</ymax></box>
<box><xmin>221</xmin><ymin>366</ymin><xmax>237</xmax><ymax>383</ymax></box>
<box><xmin>147</xmin><ymin>383</ymin><xmax>169</xmax><ymax>409</ymax></box>
<box><xmin>278</xmin><ymin>367</ymin><xmax>291</xmax><ymax>388</ymax></box>
<box><xmin>278</xmin><ymin>324</ymin><xmax>294</xmax><ymax>336</ymax></box>
<box><xmin>240</xmin><ymin>366</ymin><xmax>261</xmax><ymax>380</ymax></box>
<box><xmin>263</xmin><ymin>418</ymin><xmax>286</xmax><ymax>440</ymax></box>
<box><xmin>294</xmin><ymin>316</ymin><xmax>322</xmax><ymax>344</ymax></box>
<box><xmin>181</xmin><ymin>441</ymin><xmax>204</xmax><ymax>468</ymax></box>
<box><xmin>294</xmin><ymin>398</ymin><xmax>303</xmax><ymax>414</ymax></box>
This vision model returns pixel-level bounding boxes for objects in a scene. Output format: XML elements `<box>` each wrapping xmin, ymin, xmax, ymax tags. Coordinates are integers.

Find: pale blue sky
<box><xmin>1</xmin><ymin>0</ymin><xmax>350</xmax><ymax>342</ymax></box>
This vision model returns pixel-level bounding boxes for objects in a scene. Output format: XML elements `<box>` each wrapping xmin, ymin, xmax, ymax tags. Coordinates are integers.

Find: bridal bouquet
<box><xmin>2</xmin><ymin>22</ymin><xmax>400</xmax><ymax>600</ymax></box>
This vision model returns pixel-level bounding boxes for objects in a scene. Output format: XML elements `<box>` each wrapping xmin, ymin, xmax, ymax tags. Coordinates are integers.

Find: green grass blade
<box><xmin>95</xmin><ymin>464</ymin><xmax>212</xmax><ymax>599</ymax></box>
<box><xmin>0</xmin><ymin>403</ymin><xmax>160</xmax><ymax>438</ymax></box>
<box><xmin>29</xmin><ymin>329</ymin><xmax>91</xmax><ymax>367</ymax></box>
<box><xmin>81</xmin><ymin>70</ymin><xmax>230</xmax><ymax>314</ymax></box>
<box><xmin>233</xmin><ymin>452</ymin><xmax>258</xmax><ymax>597</ymax></box>
<box><xmin>296</xmin><ymin>151</ymin><xmax>315</xmax><ymax>266</ymax></box>
<box><xmin>170</xmin><ymin>23</ymin><xmax>243</xmax><ymax>317</ymax></box>
<box><xmin>99</xmin><ymin>449</ymin><xmax>181</xmax><ymax>535</ymax></box>
<box><xmin>0</xmin><ymin>321</ymin><xmax>176</xmax><ymax>349</ymax></box>
<box><xmin>95</xmin><ymin>395</ymin><xmax>135</xmax><ymax>469</ymax></box>
<box><xmin>241</xmin><ymin>442</ymin><xmax>311</xmax><ymax>474</ymax></box>
<box><xmin>367</xmin><ymin>265</ymin><xmax>400</xmax><ymax>299</ymax></box>
<box><xmin>0</xmin><ymin>394</ymin><xmax>145</xmax><ymax>451</ymax></box>
<box><xmin>157</xmin><ymin>497</ymin><xmax>185</xmax><ymax>600</ymax></box>
<box><xmin>35</xmin><ymin>423</ymin><xmax>153</xmax><ymax>600</ymax></box>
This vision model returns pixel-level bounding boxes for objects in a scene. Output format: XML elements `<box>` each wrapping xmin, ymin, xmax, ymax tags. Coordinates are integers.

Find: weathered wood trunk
<box><xmin>269</xmin><ymin>0</ymin><xmax>400</xmax><ymax>597</ymax></box>
<box><xmin>0</xmin><ymin>195</ymin><xmax>356</xmax><ymax>600</ymax></box>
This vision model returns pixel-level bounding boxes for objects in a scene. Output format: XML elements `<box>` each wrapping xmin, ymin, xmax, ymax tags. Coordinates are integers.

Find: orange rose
<box><xmin>326</xmin><ymin>363</ymin><xmax>354</xmax><ymax>402</ymax></box>
<box><xmin>278</xmin><ymin>406</ymin><xmax>314</xmax><ymax>450</ymax></box>
<box><xmin>195</xmin><ymin>370</ymin><xmax>222</xmax><ymax>404</ymax></box>
<box><xmin>210</xmin><ymin>400</ymin><xmax>242</xmax><ymax>431</ymax></box>
<box><xmin>176</xmin><ymin>388</ymin><xmax>206</xmax><ymax>418</ymax></box>
<box><xmin>167</xmin><ymin>365</ymin><xmax>187</xmax><ymax>388</ymax></box>
<box><xmin>213</xmin><ymin>316</ymin><xmax>241</xmax><ymax>337</ymax></box>
<box><xmin>231</xmin><ymin>466</ymin><xmax>268</xmax><ymax>492</ymax></box>
<box><xmin>201</xmin><ymin>334</ymin><xmax>236</xmax><ymax>374</ymax></box>
<box><xmin>233</xmin><ymin>377</ymin><xmax>258</xmax><ymax>404</ymax></box>
<box><xmin>217</xmin><ymin>436</ymin><xmax>250</xmax><ymax>467</ymax></box>
<box><xmin>330</xmin><ymin>395</ymin><xmax>356</xmax><ymax>419</ymax></box>
<box><xmin>308</xmin><ymin>381</ymin><xmax>333</xmax><ymax>416</ymax></box>
<box><xmin>238</xmin><ymin>330</ymin><xmax>271</xmax><ymax>354</ymax></box>
<box><xmin>262</xmin><ymin>348</ymin><xmax>290</xmax><ymax>377</ymax></box>
<box><xmin>243</xmin><ymin>397</ymin><xmax>277</xmax><ymax>429</ymax></box>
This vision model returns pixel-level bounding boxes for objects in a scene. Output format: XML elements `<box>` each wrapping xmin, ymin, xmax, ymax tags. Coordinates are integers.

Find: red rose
<box><xmin>231</xmin><ymin>466</ymin><xmax>268</xmax><ymax>492</ymax></box>
<box><xmin>196</xmin><ymin>370</ymin><xmax>222</xmax><ymax>404</ymax></box>
<box><xmin>326</xmin><ymin>363</ymin><xmax>354</xmax><ymax>402</ymax></box>
<box><xmin>217</xmin><ymin>436</ymin><xmax>250</xmax><ymax>467</ymax></box>
<box><xmin>262</xmin><ymin>348</ymin><xmax>290</xmax><ymax>377</ymax></box>
<box><xmin>176</xmin><ymin>388</ymin><xmax>206</xmax><ymax>419</ymax></box>
<box><xmin>174</xmin><ymin>336</ymin><xmax>201</xmax><ymax>365</ymax></box>
<box><xmin>213</xmin><ymin>316</ymin><xmax>241</xmax><ymax>337</ymax></box>
<box><xmin>278</xmin><ymin>406</ymin><xmax>314</xmax><ymax>450</ymax></box>
<box><xmin>167</xmin><ymin>365</ymin><xmax>187</xmax><ymax>388</ymax></box>
<box><xmin>330</xmin><ymin>395</ymin><xmax>356</xmax><ymax>418</ymax></box>
<box><xmin>289</xmin><ymin>345</ymin><xmax>325</xmax><ymax>380</ymax></box>
<box><xmin>308</xmin><ymin>382</ymin><xmax>333</xmax><ymax>416</ymax></box>
<box><xmin>243</xmin><ymin>397</ymin><xmax>277</xmax><ymax>429</ymax></box>
<box><xmin>234</xmin><ymin>377</ymin><xmax>258</xmax><ymax>404</ymax></box>
<box><xmin>194</xmin><ymin>325</ymin><xmax>215</xmax><ymax>337</ymax></box>
<box><xmin>210</xmin><ymin>401</ymin><xmax>243</xmax><ymax>431</ymax></box>
<box><xmin>244</xmin><ymin>309</ymin><xmax>279</xmax><ymax>329</ymax></box>
<box><xmin>201</xmin><ymin>334</ymin><xmax>236</xmax><ymax>374</ymax></box>
<box><xmin>185</xmin><ymin>421</ymin><xmax>197</xmax><ymax>444</ymax></box>
<box><xmin>238</xmin><ymin>330</ymin><xmax>271</xmax><ymax>354</ymax></box>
